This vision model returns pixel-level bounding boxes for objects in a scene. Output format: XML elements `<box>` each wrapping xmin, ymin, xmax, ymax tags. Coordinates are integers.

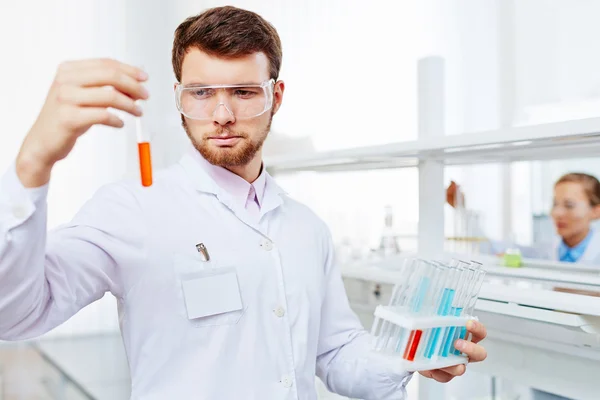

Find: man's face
<box><xmin>178</xmin><ymin>48</ymin><xmax>284</xmax><ymax>168</ymax></box>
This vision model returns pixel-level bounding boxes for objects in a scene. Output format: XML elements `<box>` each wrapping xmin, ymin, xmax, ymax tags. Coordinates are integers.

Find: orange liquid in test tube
<box><xmin>138</xmin><ymin>142</ymin><xmax>152</xmax><ymax>187</ymax></box>
<box><xmin>135</xmin><ymin>100</ymin><xmax>152</xmax><ymax>187</ymax></box>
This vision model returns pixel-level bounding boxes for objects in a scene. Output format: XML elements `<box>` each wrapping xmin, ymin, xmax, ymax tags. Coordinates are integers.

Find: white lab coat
<box><xmin>0</xmin><ymin>150</ymin><xmax>412</xmax><ymax>400</ymax></box>
<box><xmin>547</xmin><ymin>232</ymin><xmax>600</xmax><ymax>264</ymax></box>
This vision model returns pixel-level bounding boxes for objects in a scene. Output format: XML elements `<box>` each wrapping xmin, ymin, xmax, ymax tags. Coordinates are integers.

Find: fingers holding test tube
<box><xmin>466</xmin><ymin>320</ymin><xmax>487</xmax><ymax>345</ymax></box>
<box><xmin>418</xmin><ymin>319</ymin><xmax>487</xmax><ymax>383</ymax></box>
<box><xmin>16</xmin><ymin>58</ymin><xmax>148</xmax><ymax>188</ymax></box>
<box><xmin>455</xmin><ymin>319</ymin><xmax>487</xmax><ymax>361</ymax></box>
<box><xmin>57</xmin><ymin>86</ymin><xmax>144</xmax><ymax>118</ymax></box>
<box><xmin>58</xmin><ymin>58</ymin><xmax>149</xmax><ymax>101</ymax></box>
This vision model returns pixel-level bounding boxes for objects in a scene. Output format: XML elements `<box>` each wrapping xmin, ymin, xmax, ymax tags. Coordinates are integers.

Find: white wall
<box><xmin>0</xmin><ymin>0</ymin><xmax>188</xmax><ymax>338</ymax></box>
<box><xmin>514</xmin><ymin>0</ymin><xmax>600</xmax><ymax>124</ymax></box>
<box><xmin>175</xmin><ymin>0</ymin><xmax>423</xmax><ymax>152</ymax></box>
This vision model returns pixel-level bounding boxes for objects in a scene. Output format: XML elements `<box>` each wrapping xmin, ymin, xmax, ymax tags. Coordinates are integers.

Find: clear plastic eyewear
<box><xmin>175</xmin><ymin>79</ymin><xmax>275</xmax><ymax>120</ymax></box>
<box><xmin>551</xmin><ymin>200</ymin><xmax>591</xmax><ymax>214</ymax></box>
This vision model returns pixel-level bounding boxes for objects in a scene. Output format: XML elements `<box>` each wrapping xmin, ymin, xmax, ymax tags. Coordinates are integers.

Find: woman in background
<box><xmin>447</xmin><ymin>172</ymin><xmax>600</xmax><ymax>264</ymax></box>
<box><xmin>449</xmin><ymin>172</ymin><xmax>600</xmax><ymax>400</ymax></box>
<box><xmin>548</xmin><ymin>173</ymin><xmax>600</xmax><ymax>263</ymax></box>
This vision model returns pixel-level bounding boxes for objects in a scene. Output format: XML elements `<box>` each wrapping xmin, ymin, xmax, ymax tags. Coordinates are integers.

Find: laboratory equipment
<box><xmin>503</xmin><ymin>248</ymin><xmax>523</xmax><ymax>268</ymax></box>
<box><xmin>135</xmin><ymin>100</ymin><xmax>152</xmax><ymax>187</ymax></box>
<box><xmin>502</xmin><ymin>233</ymin><xmax>523</xmax><ymax>267</ymax></box>
<box><xmin>447</xmin><ymin>183</ymin><xmax>487</xmax><ymax>254</ymax></box>
<box><xmin>377</xmin><ymin>205</ymin><xmax>401</xmax><ymax>257</ymax></box>
<box><xmin>370</xmin><ymin>257</ymin><xmax>485</xmax><ymax>371</ymax></box>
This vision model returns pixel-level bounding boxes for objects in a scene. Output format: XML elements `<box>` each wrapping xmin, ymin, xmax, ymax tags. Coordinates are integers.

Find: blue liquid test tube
<box><xmin>440</xmin><ymin>262</ymin><xmax>472</xmax><ymax>357</ymax></box>
<box><xmin>452</xmin><ymin>268</ymin><xmax>485</xmax><ymax>355</ymax></box>
<box><xmin>425</xmin><ymin>266</ymin><xmax>459</xmax><ymax>359</ymax></box>
<box><xmin>412</xmin><ymin>262</ymin><xmax>451</xmax><ymax>361</ymax></box>
<box><xmin>448</xmin><ymin>263</ymin><xmax>478</xmax><ymax>356</ymax></box>
<box><xmin>416</xmin><ymin>262</ymin><xmax>452</xmax><ymax>360</ymax></box>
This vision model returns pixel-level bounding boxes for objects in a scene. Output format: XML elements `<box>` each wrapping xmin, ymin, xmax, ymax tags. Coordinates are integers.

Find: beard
<box><xmin>183</xmin><ymin>115</ymin><xmax>272</xmax><ymax>168</ymax></box>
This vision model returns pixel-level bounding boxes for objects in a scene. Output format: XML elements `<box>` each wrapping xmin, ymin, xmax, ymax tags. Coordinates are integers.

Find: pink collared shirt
<box><xmin>193</xmin><ymin>151</ymin><xmax>266</xmax><ymax>220</ymax></box>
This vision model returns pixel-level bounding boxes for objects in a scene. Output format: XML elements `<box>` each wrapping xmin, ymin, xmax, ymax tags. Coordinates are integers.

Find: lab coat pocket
<box><xmin>172</xmin><ymin>253</ymin><xmax>246</xmax><ymax>328</ymax></box>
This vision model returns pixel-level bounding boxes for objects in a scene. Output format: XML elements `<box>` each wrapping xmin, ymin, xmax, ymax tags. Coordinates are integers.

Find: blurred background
<box><xmin>2</xmin><ymin>0</ymin><xmax>600</xmax><ymax>399</ymax></box>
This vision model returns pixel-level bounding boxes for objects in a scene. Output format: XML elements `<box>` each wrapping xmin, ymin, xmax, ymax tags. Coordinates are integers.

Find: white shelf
<box><xmin>475</xmin><ymin>299</ymin><xmax>600</xmax><ymax>334</ymax></box>
<box><xmin>479</xmin><ymin>282</ymin><xmax>600</xmax><ymax>317</ymax></box>
<box><xmin>483</xmin><ymin>265</ymin><xmax>600</xmax><ymax>287</ymax></box>
<box><xmin>341</xmin><ymin>253</ymin><xmax>600</xmax><ymax>285</ymax></box>
<box><xmin>265</xmin><ymin>117</ymin><xmax>600</xmax><ymax>173</ymax></box>
<box><xmin>339</xmin><ymin>261</ymin><xmax>600</xmax><ymax>317</ymax></box>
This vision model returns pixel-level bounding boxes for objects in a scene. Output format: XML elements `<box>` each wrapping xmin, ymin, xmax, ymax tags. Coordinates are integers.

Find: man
<box><xmin>0</xmin><ymin>6</ymin><xmax>486</xmax><ymax>399</ymax></box>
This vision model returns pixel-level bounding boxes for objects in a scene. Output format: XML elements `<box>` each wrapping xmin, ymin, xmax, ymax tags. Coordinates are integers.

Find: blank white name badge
<box><xmin>181</xmin><ymin>268</ymin><xmax>243</xmax><ymax>320</ymax></box>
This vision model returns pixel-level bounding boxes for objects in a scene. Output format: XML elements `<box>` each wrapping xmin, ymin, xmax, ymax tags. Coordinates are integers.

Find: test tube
<box><xmin>440</xmin><ymin>262</ymin><xmax>472</xmax><ymax>357</ymax></box>
<box><xmin>470</xmin><ymin>261</ymin><xmax>483</xmax><ymax>273</ymax></box>
<box><xmin>135</xmin><ymin>100</ymin><xmax>152</xmax><ymax>187</ymax></box>
<box><xmin>413</xmin><ymin>262</ymin><xmax>449</xmax><ymax>361</ymax></box>
<box><xmin>404</xmin><ymin>261</ymin><xmax>451</xmax><ymax>361</ymax></box>
<box><xmin>424</xmin><ymin>264</ymin><xmax>460</xmax><ymax>359</ymax></box>
<box><xmin>373</xmin><ymin>259</ymin><xmax>414</xmax><ymax>351</ymax></box>
<box><xmin>399</xmin><ymin>259</ymin><xmax>435</xmax><ymax>359</ymax></box>
<box><xmin>453</xmin><ymin>268</ymin><xmax>486</xmax><ymax>355</ymax></box>
<box><xmin>464</xmin><ymin>268</ymin><xmax>485</xmax><ymax>318</ymax></box>
<box><xmin>375</xmin><ymin>259</ymin><xmax>420</xmax><ymax>351</ymax></box>
<box><xmin>449</xmin><ymin>263</ymin><xmax>478</xmax><ymax>356</ymax></box>
<box><xmin>386</xmin><ymin>259</ymin><xmax>423</xmax><ymax>352</ymax></box>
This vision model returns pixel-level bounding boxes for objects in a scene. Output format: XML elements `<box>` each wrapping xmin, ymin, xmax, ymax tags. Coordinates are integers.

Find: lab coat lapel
<box><xmin>551</xmin><ymin>231</ymin><xmax>600</xmax><ymax>265</ymax></box>
<box><xmin>260</xmin><ymin>174</ymin><xmax>285</xmax><ymax>216</ymax></box>
<box><xmin>179</xmin><ymin>153</ymin><xmax>243</xmax><ymax>220</ymax></box>
<box><xmin>579</xmin><ymin>231</ymin><xmax>600</xmax><ymax>264</ymax></box>
<box><xmin>551</xmin><ymin>238</ymin><xmax>560</xmax><ymax>261</ymax></box>
<box><xmin>179</xmin><ymin>153</ymin><xmax>286</xmax><ymax>232</ymax></box>
<box><xmin>178</xmin><ymin>153</ymin><xmax>220</xmax><ymax>196</ymax></box>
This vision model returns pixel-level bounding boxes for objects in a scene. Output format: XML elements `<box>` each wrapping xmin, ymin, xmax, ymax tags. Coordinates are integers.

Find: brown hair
<box><xmin>172</xmin><ymin>6</ymin><xmax>282</xmax><ymax>83</ymax></box>
<box><xmin>556</xmin><ymin>173</ymin><xmax>600</xmax><ymax>206</ymax></box>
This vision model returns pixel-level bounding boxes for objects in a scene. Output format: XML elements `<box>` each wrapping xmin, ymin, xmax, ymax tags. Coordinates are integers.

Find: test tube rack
<box><xmin>371</xmin><ymin>305</ymin><xmax>477</xmax><ymax>371</ymax></box>
<box><xmin>370</xmin><ymin>258</ymin><xmax>485</xmax><ymax>372</ymax></box>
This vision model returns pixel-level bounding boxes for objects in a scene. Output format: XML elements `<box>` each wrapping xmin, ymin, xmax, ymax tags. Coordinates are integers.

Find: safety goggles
<box><xmin>175</xmin><ymin>79</ymin><xmax>275</xmax><ymax>120</ymax></box>
<box><xmin>551</xmin><ymin>200</ymin><xmax>591</xmax><ymax>214</ymax></box>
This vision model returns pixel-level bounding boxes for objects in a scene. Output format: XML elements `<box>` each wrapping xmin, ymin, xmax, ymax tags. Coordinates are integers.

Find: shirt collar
<box><xmin>179</xmin><ymin>146</ymin><xmax>285</xmax><ymax>209</ymax></box>
<box><xmin>558</xmin><ymin>229</ymin><xmax>593</xmax><ymax>262</ymax></box>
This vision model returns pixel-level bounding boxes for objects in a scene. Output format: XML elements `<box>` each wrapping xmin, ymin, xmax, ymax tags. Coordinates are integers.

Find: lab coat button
<box><xmin>281</xmin><ymin>375</ymin><xmax>293</xmax><ymax>388</ymax></box>
<box><xmin>11</xmin><ymin>204</ymin><xmax>28</xmax><ymax>219</ymax></box>
<box><xmin>274</xmin><ymin>306</ymin><xmax>285</xmax><ymax>317</ymax></box>
<box><xmin>261</xmin><ymin>239</ymin><xmax>273</xmax><ymax>251</ymax></box>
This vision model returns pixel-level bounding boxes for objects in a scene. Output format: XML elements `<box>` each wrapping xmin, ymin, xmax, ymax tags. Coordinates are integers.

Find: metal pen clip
<box><xmin>196</xmin><ymin>243</ymin><xmax>210</xmax><ymax>262</ymax></box>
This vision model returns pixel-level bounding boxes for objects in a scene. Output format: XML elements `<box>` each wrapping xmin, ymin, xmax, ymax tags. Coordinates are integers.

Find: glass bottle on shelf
<box><xmin>377</xmin><ymin>205</ymin><xmax>401</xmax><ymax>257</ymax></box>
